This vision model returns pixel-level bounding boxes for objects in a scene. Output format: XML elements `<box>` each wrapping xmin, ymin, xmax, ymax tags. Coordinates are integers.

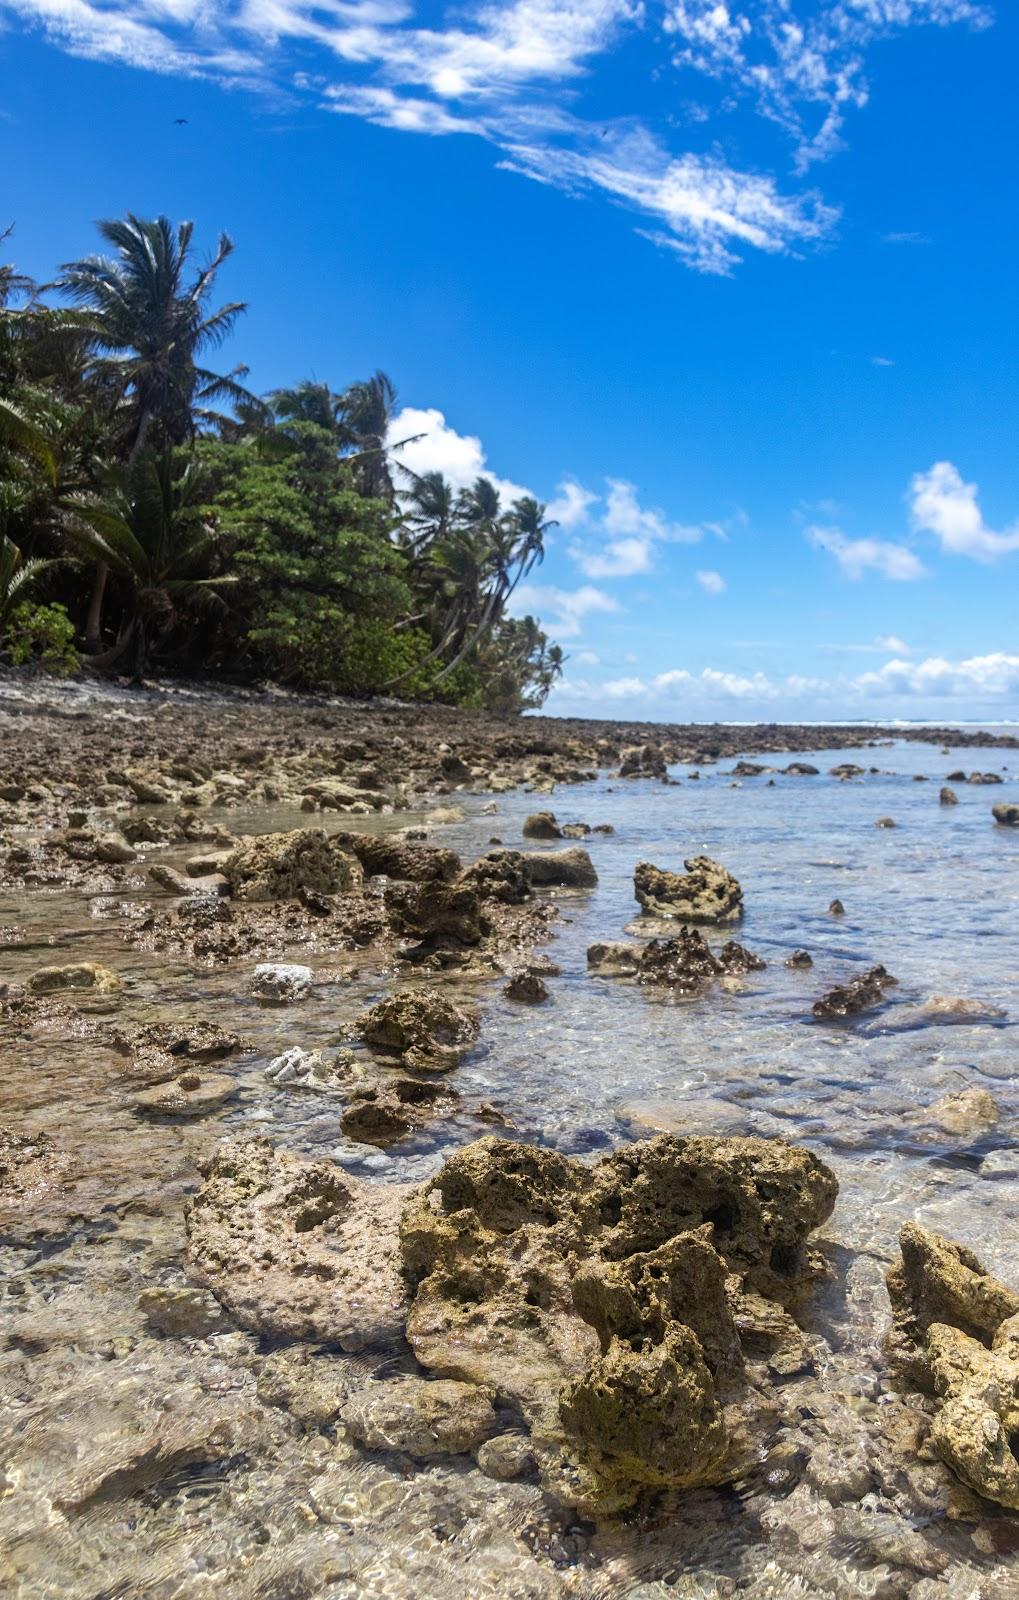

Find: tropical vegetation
<box><xmin>0</xmin><ymin>215</ymin><xmax>563</xmax><ymax>711</ymax></box>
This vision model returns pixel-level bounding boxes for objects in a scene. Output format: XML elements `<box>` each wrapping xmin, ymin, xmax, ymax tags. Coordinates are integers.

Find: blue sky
<box><xmin>2</xmin><ymin>0</ymin><xmax>1018</xmax><ymax>721</ymax></box>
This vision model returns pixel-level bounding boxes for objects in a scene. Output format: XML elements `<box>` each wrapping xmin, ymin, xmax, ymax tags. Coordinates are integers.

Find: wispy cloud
<box><xmin>510</xmin><ymin>581</ymin><xmax>620</xmax><ymax>637</ymax></box>
<box><xmin>807</xmin><ymin>524</ymin><xmax>927</xmax><ymax>580</ymax></box>
<box><xmin>386</xmin><ymin>405</ymin><xmax>530</xmax><ymax>502</ymax></box>
<box><xmin>0</xmin><ymin>0</ymin><xmax>993</xmax><ymax>273</ymax></box>
<box><xmin>695</xmin><ymin>568</ymin><xmax>726</xmax><ymax>594</ymax></box>
<box><xmin>567</xmin><ymin>477</ymin><xmax>738</xmax><ymax>578</ymax></box>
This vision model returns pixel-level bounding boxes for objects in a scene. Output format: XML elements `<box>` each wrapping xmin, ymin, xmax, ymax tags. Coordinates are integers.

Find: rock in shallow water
<box><xmin>359</xmin><ymin>987</ymin><xmax>480</xmax><ymax>1070</ymax></box>
<box><xmin>340</xmin><ymin>1377</ymin><xmax>498</xmax><ymax>1457</ymax></box>
<box><xmin>27</xmin><ymin>962</ymin><xmax>121</xmax><ymax>995</ymax></box>
<box><xmin>633</xmin><ymin>855</ymin><xmax>743</xmax><ymax>923</ymax></box>
<box><xmin>224</xmin><ymin>828</ymin><xmax>361</xmax><ymax>901</ymax></box>
<box><xmin>250</xmin><ymin>962</ymin><xmax>313</xmax><ymax>1003</ymax></box>
<box><xmin>812</xmin><ymin>965</ymin><xmax>897</xmax><ymax>1020</ymax></box>
<box><xmin>521</xmin><ymin>847</ymin><xmax>598</xmax><ymax>888</ymax></box>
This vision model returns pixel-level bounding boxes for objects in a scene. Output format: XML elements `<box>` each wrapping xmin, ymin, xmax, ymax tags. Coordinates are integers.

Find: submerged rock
<box><xmin>926</xmin><ymin>1087</ymin><xmax>999</xmax><ymax>1135</ymax></box>
<box><xmin>968</xmin><ymin>771</ymin><xmax>1003</xmax><ymax>784</ymax></box>
<box><xmin>939</xmin><ymin>786</ymin><xmax>959</xmax><ymax>806</ymax></box>
<box><xmin>132</xmin><ymin>1070</ymin><xmax>235</xmax><ymax>1116</ymax></box>
<box><xmin>829</xmin><ymin>764</ymin><xmax>864</xmax><ymax>780</ymax></box>
<box><xmin>992</xmin><ymin>802</ymin><xmax>1019</xmax><ymax>826</ymax></box>
<box><xmin>360</xmin><ymin>987</ymin><xmax>480</xmax><ymax>1070</ymax></box>
<box><xmin>399</xmin><ymin>1132</ymin><xmax>836</xmax><ymax>1510</ymax></box>
<box><xmin>828</xmin><ymin>898</ymin><xmax>845</xmax><ymax>916</ymax></box>
<box><xmin>784</xmin><ymin>762</ymin><xmax>819</xmax><ymax>776</ymax></box>
<box><xmin>886</xmin><ymin>1223</ymin><xmax>1019</xmax><ymax>1509</ymax></box>
<box><xmin>812</xmin><ymin>965</ymin><xmax>897</xmax><ymax>1019</ymax></box>
<box><xmin>522</xmin><ymin>847</ymin><xmax>598</xmax><ymax>888</ymax></box>
<box><xmin>340</xmin><ymin>1378</ymin><xmax>498</xmax><ymax>1458</ymax></box>
<box><xmin>27</xmin><ymin>962</ymin><xmax>121</xmax><ymax>996</ymax></box>
<box><xmin>785</xmin><ymin>949</ymin><xmax>813</xmax><ymax>969</ymax></box>
<box><xmin>184</xmin><ymin>1138</ymin><xmax>413</xmax><ymax>1349</ymax></box>
<box><xmin>341</xmin><ymin>1075</ymin><xmax>454</xmax><ymax>1146</ymax></box>
<box><xmin>633</xmin><ymin>856</ymin><xmax>743</xmax><ymax>923</ymax></box>
<box><xmin>223</xmin><ymin>828</ymin><xmax>361</xmax><ymax>901</ymax></box>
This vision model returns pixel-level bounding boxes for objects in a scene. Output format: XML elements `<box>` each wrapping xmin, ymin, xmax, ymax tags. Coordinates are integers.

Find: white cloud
<box><xmin>875</xmin><ymin>633</ymin><xmax>910</xmax><ymax>654</ymax></box>
<box><xmin>552</xmin><ymin>651</ymin><xmax>1019</xmax><ymax>710</ymax></box>
<box><xmin>807</xmin><ymin>525</ymin><xmax>927</xmax><ymax>580</ymax></box>
<box><xmin>567</xmin><ymin>476</ymin><xmax>723</xmax><ymax>577</ymax></box>
<box><xmin>695</xmin><ymin>568</ymin><xmax>726</xmax><ymax>594</ymax></box>
<box><xmin>573</xmin><ymin>648</ymin><xmax>601</xmax><ymax>666</ymax></box>
<box><xmin>546</xmin><ymin>479</ymin><xmax>599</xmax><ymax>530</ymax></box>
<box><xmin>509</xmin><ymin>581</ymin><xmax>620</xmax><ymax>637</ymax></box>
<box><xmin>871</xmin><ymin>355</ymin><xmax>895</xmax><ymax>367</ymax></box>
<box><xmin>910</xmin><ymin>460</ymin><xmax>1019</xmax><ymax>563</ymax></box>
<box><xmin>387</xmin><ymin>405</ymin><xmax>530</xmax><ymax>503</ymax></box>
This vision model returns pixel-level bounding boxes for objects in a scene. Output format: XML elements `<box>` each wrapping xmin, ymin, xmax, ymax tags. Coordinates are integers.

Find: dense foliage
<box><xmin>0</xmin><ymin>216</ymin><xmax>563</xmax><ymax>711</ymax></box>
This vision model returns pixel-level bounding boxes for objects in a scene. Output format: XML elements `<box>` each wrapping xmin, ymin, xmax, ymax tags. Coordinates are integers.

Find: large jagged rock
<box><xmin>521</xmin><ymin>847</ymin><xmax>598</xmax><ymax>888</ymax></box>
<box><xmin>184</xmin><ymin>1139</ymin><xmax>413</xmax><ymax>1349</ymax></box>
<box><xmin>222</xmin><ymin>828</ymin><xmax>361</xmax><ymax>901</ymax></box>
<box><xmin>336</xmin><ymin>832</ymin><xmax>461</xmax><ymax>882</ymax></box>
<box><xmin>633</xmin><ymin>856</ymin><xmax>743</xmax><ymax>923</ymax></box>
<box><xmin>399</xmin><ymin>1133</ymin><xmax>836</xmax><ymax>1509</ymax></box>
<box><xmin>359</xmin><ymin>987</ymin><xmax>481</xmax><ymax>1070</ymax></box>
<box><xmin>886</xmin><ymin>1223</ymin><xmax>1019</xmax><ymax>1510</ymax></box>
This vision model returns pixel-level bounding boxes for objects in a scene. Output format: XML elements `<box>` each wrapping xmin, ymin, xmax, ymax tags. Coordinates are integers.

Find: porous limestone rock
<box><xmin>633</xmin><ymin>856</ymin><xmax>742</xmax><ymax>923</ymax></box>
<box><xmin>223</xmin><ymin>828</ymin><xmax>361</xmax><ymax>901</ymax></box>
<box><xmin>522</xmin><ymin>847</ymin><xmax>598</xmax><ymax>889</ymax></box>
<box><xmin>885</xmin><ymin>1223</ymin><xmax>1019</xmax><ymax>1510</ymax></box>
<box><xmin>184</xmin><ymin>1138</ymin><xmax>413</xmax><ymax>1349</ymax></box>
<box><xmin>340</xmin><ymin>1075</ymin><xmax>453</xmax><ymax>1146</ymax></box>
<box><xmin>589</xmin><ymin>932</ymin><xmax>763</xmax><ymax>993</ymax></box>
<box><xmin>385</xmin><ymin>878</ymin><xmax>483</xmax><ymax>945</ymax></box>
<box><xmin>132</xmin><ymin>1070</ymin><xmax>235</xmax><ymax>1116</ymax></box>
<box><xmin>359</xmin><ymin>987</ymin><xmax>480</xmax><ymax>1070</ymax></box>
<box><xmin>340</xmin><ymin>1377</ymin><xmax>498</xmax><ymax>1457</ymax></box>
<box><xmin>399</xmin><ymin>1132</ymin><xmax>837</xmax><ymax>1509</ymax></box>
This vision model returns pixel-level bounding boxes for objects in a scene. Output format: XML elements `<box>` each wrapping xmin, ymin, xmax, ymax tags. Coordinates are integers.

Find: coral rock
<box><xmin>223</xmin><ymin>828</ymin><xmax>361</xmax><ymax>901</ymax></box>
<box><xmin>634</xmin><ymin>856</ymin><xmax>742</xmax><ymax>923</ymax></box>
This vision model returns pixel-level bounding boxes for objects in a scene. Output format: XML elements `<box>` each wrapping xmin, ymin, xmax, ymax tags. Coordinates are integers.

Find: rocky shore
<box><xmin>2</xmin><ymin>676</ymin><xmax>1018</xmax><ymax>1599</ymax></box>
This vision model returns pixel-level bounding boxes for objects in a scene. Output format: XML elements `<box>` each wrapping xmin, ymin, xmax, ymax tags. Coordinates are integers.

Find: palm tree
<box><xmin>341</xmin><ymin>370</ymin><xmax>401</xmax><ymax>502</ymax></box>
<box><xmin>430</xmin><ymin>489</ymin><xmax>553</xmax><ymax>685</ymax></box>
<box><xmin>61</xmin><ymin>451</ymin><xmax>234</xmax><ymax>676</ymax></box>
<box><xmin>270</xmin><ymin>380</ymin><xmax>351</xmax><ymax>442</ymax></box>
<box><xmin>56</xmin><ymin>215</ymin><xmax>255</xmax><ymax>647</ymax></box>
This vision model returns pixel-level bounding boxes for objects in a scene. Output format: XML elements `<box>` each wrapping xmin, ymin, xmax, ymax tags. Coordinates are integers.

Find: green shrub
<box><xmin>5</xmin><ymin>602</ymin><xmax>80</xmax><ymax>677</ymax></box>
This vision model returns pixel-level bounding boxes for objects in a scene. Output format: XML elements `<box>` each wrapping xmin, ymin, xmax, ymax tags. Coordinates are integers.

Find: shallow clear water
<box><xmin>3</xmin><ymin>738</ymin><xmax>1018</xmax><ymax>1598</ymax></box>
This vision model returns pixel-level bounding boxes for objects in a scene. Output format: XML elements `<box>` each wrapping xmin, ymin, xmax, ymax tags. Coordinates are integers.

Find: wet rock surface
<box><xmin>813</xmin><ymin>964</ymin><xmax>898</xmax><ymax>1019</ymax></box>
<box><xmin>359</xmin><ymin>987</ymin><xmax>481</xmax><ymax>1070</ymax></box>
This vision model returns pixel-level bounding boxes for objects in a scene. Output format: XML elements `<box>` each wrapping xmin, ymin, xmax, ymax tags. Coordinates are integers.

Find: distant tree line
<box><xmin>0</xmin><ymin>215</ymin><xmax>564</xmax><ymax>710</ymax></box>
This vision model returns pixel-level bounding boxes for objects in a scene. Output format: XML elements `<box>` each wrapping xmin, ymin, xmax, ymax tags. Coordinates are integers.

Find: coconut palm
<box><xmin>61</xmin><ymin>451</ymin><xmax>233</xmax><ymax>676</ymax></box>
<box><xmin>56</xmin><ymin>216</ymin><xmax>255</xmax><ymax>646</ymax></box>
<box><xmin>0</xmin><ymin>536</ymin><xmax>48</xmax><ymax>630</ymax></box>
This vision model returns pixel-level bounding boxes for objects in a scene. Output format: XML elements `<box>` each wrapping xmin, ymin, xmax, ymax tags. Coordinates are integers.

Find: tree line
<box><xmin>0</xmin><ymin>214</ymin><xmax>564</xmax><ymax>710</ymax></box>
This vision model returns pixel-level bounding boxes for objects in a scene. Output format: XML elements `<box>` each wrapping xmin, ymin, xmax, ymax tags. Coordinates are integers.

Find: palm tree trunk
<box><xmin>82</xmin><ymin>562</ymin><xmax>109</xmax><ymax>653</ymax></box>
